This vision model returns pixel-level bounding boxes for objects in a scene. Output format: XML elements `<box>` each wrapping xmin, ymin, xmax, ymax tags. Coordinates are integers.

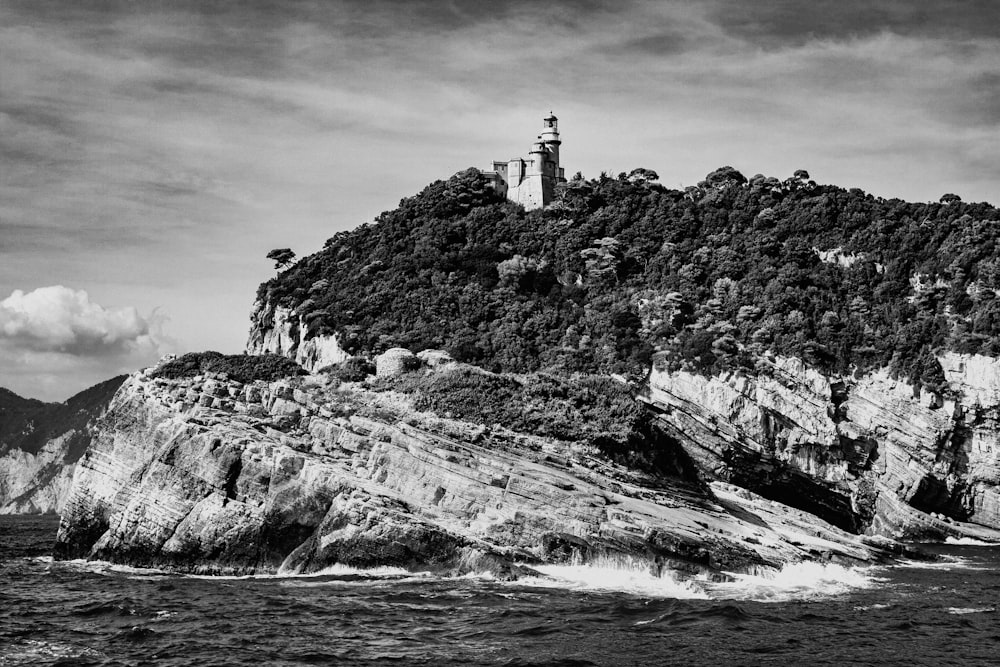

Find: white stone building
<box><xmin>484</xmin><ymin>113</ymin><xmax>566</xmax><ymax>210</ymax></box>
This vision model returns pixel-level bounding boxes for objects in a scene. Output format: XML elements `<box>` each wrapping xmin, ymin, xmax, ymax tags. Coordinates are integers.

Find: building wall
<box><xmin>507</xmin><ymin>174</ymin><xmax>548</xmax><ymax>209</ymax></box>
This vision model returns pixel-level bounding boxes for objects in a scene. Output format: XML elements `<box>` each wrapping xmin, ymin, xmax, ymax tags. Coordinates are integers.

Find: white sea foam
<box><xmin>523</xmin><ymin>564</ymin><xmax>710</xmax><ymax>599</ymax></box>
<box><xmin>947</xmin><ymin>606</ymin><xmax>995</xmax><ymax>615</ymax></box>
<box><xmin>294</xmin><ymin>563</ymin><xmax>412</xmax><ymax>578</ymax></box>
<box><xmin>516</xmin><ymin>557</ymin><xmax>877</xmax><ymax>601</ymax></box>
<box><xmin>944</xmin><ymin>536</ymin><xmax>1000</xmax><ymax>546</ymax></box>
<box><xmin>186</xmin><ymin>564</ymin><xmax>414</xmax><ymax>581</ymax></box>
<box><xmin>704</xmin><ymin>561</ymin><xmax>876</xmax><ymax>602</ymax></box>
<box><xmin>518</xmin><ymin>555</ymin><xmax>710</xmax><ymax>599</ymax></box>
<box><xmin>0</xmin><ymin>639</ymin><xmax>105</xmax><ymax>663</ymax></box>
<box><xmin>52</xmin><ymin>555</ymin><xmax>876</xmax><ymax>602</ymax></box>
<box><xmin>61</xmin><ymin>559</ymin><xmax>168</xmax><ymax>577</ymax></box>
<box><xmin>896</xmin><ymin>556</ymin><xmax>983</xmax><ymax>570</ymax></box>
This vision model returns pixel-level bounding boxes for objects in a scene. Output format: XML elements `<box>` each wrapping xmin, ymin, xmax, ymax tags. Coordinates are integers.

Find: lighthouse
<box><xmin>484</xmin><ymin>113</ymin><xmax>567</xmax><ymax>210</ymax></box>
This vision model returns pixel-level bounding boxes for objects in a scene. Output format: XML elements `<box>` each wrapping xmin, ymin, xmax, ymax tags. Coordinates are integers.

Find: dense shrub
<box><xmin>382</xmin><ymin>366</ymin><xmax>648</xmax><ymax>445</ymax></box>
<box><xmin>257</xmin><ymin>167</ymin><xmax>1000</xmax><ymax>385</ymax></box>
<box><xmin>153</xmin><ymin>352</ymin><xmax>306</xmax><ymax>383</ymax></box>
<box><xmin>321</xmin><ymin>356</ymin><xmax>376</xmax><ymax>382</ymax></box>
<box><xmin>379</xmin><ymin>366</ymin><xmax>689</xmax><ymax>477</ymax></box>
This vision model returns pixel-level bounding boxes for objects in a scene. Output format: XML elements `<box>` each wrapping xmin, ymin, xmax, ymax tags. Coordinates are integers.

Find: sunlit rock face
<box><xmin>246</xmin><ymin>299</ymin><xmax>349</xmax><ymax>372</ymax></box>
<box><xmin>645</xmin><ymin>354</ymin><xmax>1000</xmax><ymax>541</ymax></box>
<box><xmin>54</xmin><ymin>364</ymin><xmax>900</xmax><ymax>577</ymax></box>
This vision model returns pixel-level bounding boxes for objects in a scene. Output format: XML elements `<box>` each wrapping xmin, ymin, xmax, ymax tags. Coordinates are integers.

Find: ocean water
<box><xmin>2</xmin><ymin>516</ymin><xmax>999</xmax><ymax>666</ymax></box>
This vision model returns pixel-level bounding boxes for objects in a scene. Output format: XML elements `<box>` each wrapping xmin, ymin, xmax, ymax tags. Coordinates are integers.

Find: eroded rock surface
<box><xmin>55</xmin><ymin>365</ymin><xmax>892</xmax><ymax>576</ymax></box>
<box><xmin>246</xmin><ymin>300</ymin><xmax>349</xmax><ymax>372</ymax></box>
<box><xmin>645</xmin><ymin>354</ymin><xmax>1000</xmax><ymax>541</ymax></box>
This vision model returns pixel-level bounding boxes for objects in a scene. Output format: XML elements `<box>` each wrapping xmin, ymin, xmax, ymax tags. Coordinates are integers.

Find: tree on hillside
<box><xmin>627</xmin><ymin>168</ymin><xmax>659</xmax><ymax>184</ymax></box>
<box><xmin>701</xmin><ymin>166</ymin><xmax>747</xmax><ymax>189</ymax></box>
<box><xmin>253</xmin><ymin>166</ymin><xmax>1000</xmax><ymax>382</ymax></box>
<box><xmin>267</xmin><ymin>248</ymin><xmax>296</xmax><ymax>270</ymax></box>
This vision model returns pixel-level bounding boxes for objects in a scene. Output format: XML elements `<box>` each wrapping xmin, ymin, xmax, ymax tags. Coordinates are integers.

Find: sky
<box><xmin>2</xmin><ymin>0</ymin><xmax>998</xmax><ymax>401</ymax></box>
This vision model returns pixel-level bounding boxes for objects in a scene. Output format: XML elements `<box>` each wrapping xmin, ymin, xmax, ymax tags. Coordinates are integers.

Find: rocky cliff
<box><xmin>246</xmin><ymin>300</ymin><xmax>348</xmax><ymax>372</ymax></box>
<box><xmin>644</xmin><ymin>353</ymin><xmax>1000</xmax><ymax>542</ymax></box>
<box><xmin>54</xmin><ymin>361</ymin><xmax>903</xmax><ymax>576</ymax></box>
<box><xmin>57</xmin><ymin>168</ymin><xmax>1000</xmax><ymax>573</ymax></box>
<box><xmin>244</xmin><ymin>289</ymin><xmax>1000</xmax><ymax>546</ymax></box>
<box><xmin>0</xmin><ymin>378</ymin><xmax>124</xmax><ymax>514</ymax></box>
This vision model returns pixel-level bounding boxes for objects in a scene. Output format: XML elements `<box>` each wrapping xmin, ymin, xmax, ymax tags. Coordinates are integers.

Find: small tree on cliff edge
<box><xmin>267</xmin><ymin>248</ymin><xmax>296</xmax><ymax>270</ymax></box>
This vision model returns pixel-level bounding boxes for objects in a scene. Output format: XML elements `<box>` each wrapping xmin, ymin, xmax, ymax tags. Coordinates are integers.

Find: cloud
<box><xmin>0</xmin><ymin>286</ymin><xmax>171</xmax><ymax>401</ymax></box>
<box><xmin>0</xmin><ymin>286</ymin><xmax>157</xmax><ymax>355</ymax></box>
<box><xmin>706</xmin><ymin>0</ymin><xmax>1000</xmax><ymax>46</ymax></box>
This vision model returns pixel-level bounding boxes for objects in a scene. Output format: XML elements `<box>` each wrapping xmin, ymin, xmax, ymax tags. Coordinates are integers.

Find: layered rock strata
<box><xmin>54</xmin><ymin>365</ymin><xmax>893</xmax><ymax>576</ymax></box>
<box><xmin>645</xmin><ymin>353</ymin><xmax>1000</xmax><ymax>541</ymax></box>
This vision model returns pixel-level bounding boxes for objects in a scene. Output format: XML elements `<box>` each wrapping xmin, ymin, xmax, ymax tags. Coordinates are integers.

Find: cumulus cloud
<box><xmin>0</xmin><ymin>285</ymin><xmax>157</xmax><ymax>355</ymax></box>
<box><xmin>0</xmin><ymin>286</ymin><xmax>170</xmax><ymax>401</ymax></box>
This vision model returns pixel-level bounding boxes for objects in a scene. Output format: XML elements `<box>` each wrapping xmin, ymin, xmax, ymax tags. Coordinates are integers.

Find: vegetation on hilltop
<box><xmin>0</xmin><ymin>376</ymin><xmax>126</xmax><ymax>458</ymax></box>
<box><xmin>257</xmin><ymin>167</ymin><xmax>1000</xmax><ymax>391</ymax></box>
<box><xmin>153</xmin><ymin>352</ymin><xmax>306</xmax><ymax>383</ymax></box>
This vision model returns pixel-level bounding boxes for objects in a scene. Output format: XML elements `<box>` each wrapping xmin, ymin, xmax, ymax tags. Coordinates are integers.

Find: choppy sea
<box><xmin>2</xmin><ymin>515</ymin><xmax>999</xmax><ymax>666</ymax></box>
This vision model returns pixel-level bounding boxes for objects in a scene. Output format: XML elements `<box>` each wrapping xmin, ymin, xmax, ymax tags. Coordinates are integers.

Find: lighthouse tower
<box><xmin>484</xmin><ymin>113</ymin><xmax>566</xmax><ymax>210</ymax></box>
<box><xmin>539</xmin><ymin>113</ymin><xmax>561</xmax><ymax>168</ymax></box>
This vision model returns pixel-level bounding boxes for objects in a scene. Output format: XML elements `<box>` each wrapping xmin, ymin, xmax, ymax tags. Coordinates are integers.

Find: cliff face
<box><xmin>0</xmin><ymin>434</ymin><xmax>79</xmax><ymax>514</ymax></box>
<box><xmin>244</xmin><ymin>290</ymin><xmax>1000</xmax><ymax>545</ymax></box>
<box><xmin>0</xmin><ymin>377</ymin><xmax>124</xmax><ymax>514</ymax></box>
<box><xmin>645</xmin><ymin>353</ymin><xmax>1000</xmax><ymax>541</ymax></box>
<box><xmin>246</xmin><ymin>299</ymin><xmax>348</xmax><ymax>372</ymax></box>
<box><xmin>54</xmin><ymin>364</ymin><xmax>896</xmax><ymax>576</ymax></box>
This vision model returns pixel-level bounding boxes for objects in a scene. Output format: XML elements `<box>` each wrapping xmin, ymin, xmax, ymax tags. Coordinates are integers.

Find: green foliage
<box><xmin>256</xmin><ymin>166</ymin><xmax>1000</xmax><ymax>382</ymax></box>
<box><xmin>381</xmin><ymin>366</ymin><xmax>683</xmax><ymax>475</ymax></box>
<box><xmin>0</xmin><ymin>376</ymin><xmax>126</xmax><ymax>458</ymax></box>
<box><xmin>320</xmin><ymin>357</ymin><xmax>376</xmax><ymax>382</ymax></box>
<box><xmin>153</xmin><ymin>352</ymin><xmax>306</xmax><ymax>383</ymax></box>
<box><xmin>266</xmin><ymin>248</ymin><xmax>296</xmax><ymax>270</ymax></box>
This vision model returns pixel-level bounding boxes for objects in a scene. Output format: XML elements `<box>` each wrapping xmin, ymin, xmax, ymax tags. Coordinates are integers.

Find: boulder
<box><xmin>375</xmin><ymin>348</ymin><xmax>420</xmax><ymax>378</ymax></box>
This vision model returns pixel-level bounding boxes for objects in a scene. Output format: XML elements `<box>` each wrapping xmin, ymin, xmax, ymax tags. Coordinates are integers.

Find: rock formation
<box><xmin>55</xmin><ymin>165</ymin><xmax>1000</xmax><ymax>574</ymax></box>
<box><xmin>54</xmin><ymin>362</ymin><xmax>909</xmax><ymax>576</ymax></box>
<box><xmin>644</xmin><ymin>353</ymin><xmax>1000</xmax><ymax>541</ymax></box>
<box><xmin>0</xmin><ymin>377</ymin><xmax>125</xmax><ymax>514</ymax></box>
<box><xmin>246</xmin><ymin>300</ymin><xmax>348</xmax><ymax>372</ymax></box>
<box><xmin>244</xmin><ymin>285</ymin><xmax>1000</xmax><ymax>546</ymax></box>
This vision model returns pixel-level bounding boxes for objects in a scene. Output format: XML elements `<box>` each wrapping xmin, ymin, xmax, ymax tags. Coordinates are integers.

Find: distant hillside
<box><xmin>0</xmin><ymin>376</ymin><xmax>126</xmax><ymax>459</ymax></box>
<box><xmin>256</xmin><ymin>167</ymin><xmax>1000</xmax><ymax>392</ymax></box>
<box><xmin>0</xmin><ymin>376</ymin><xmax>126</xmax><ymax>514</ymax></box>
<box><xmin>0</xmin><ymin>388</ymin><xmax>49</xmax><ymax>453</ymax></box>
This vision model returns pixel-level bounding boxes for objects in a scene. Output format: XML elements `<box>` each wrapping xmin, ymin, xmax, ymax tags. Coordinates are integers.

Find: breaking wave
<box><xmin>523</xmin><ymin>557</ymin><xmax>710</xmax><ymax>599</ymax></box>
<box><xmin>516</xmin><ymin>555</ymin><xmax>874</xmax><ymax>602</ymax></box>
<box><xmin>703</xmin><ymin>561</ymin><xmax>877</xmax><ymax>601</ymax></box>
